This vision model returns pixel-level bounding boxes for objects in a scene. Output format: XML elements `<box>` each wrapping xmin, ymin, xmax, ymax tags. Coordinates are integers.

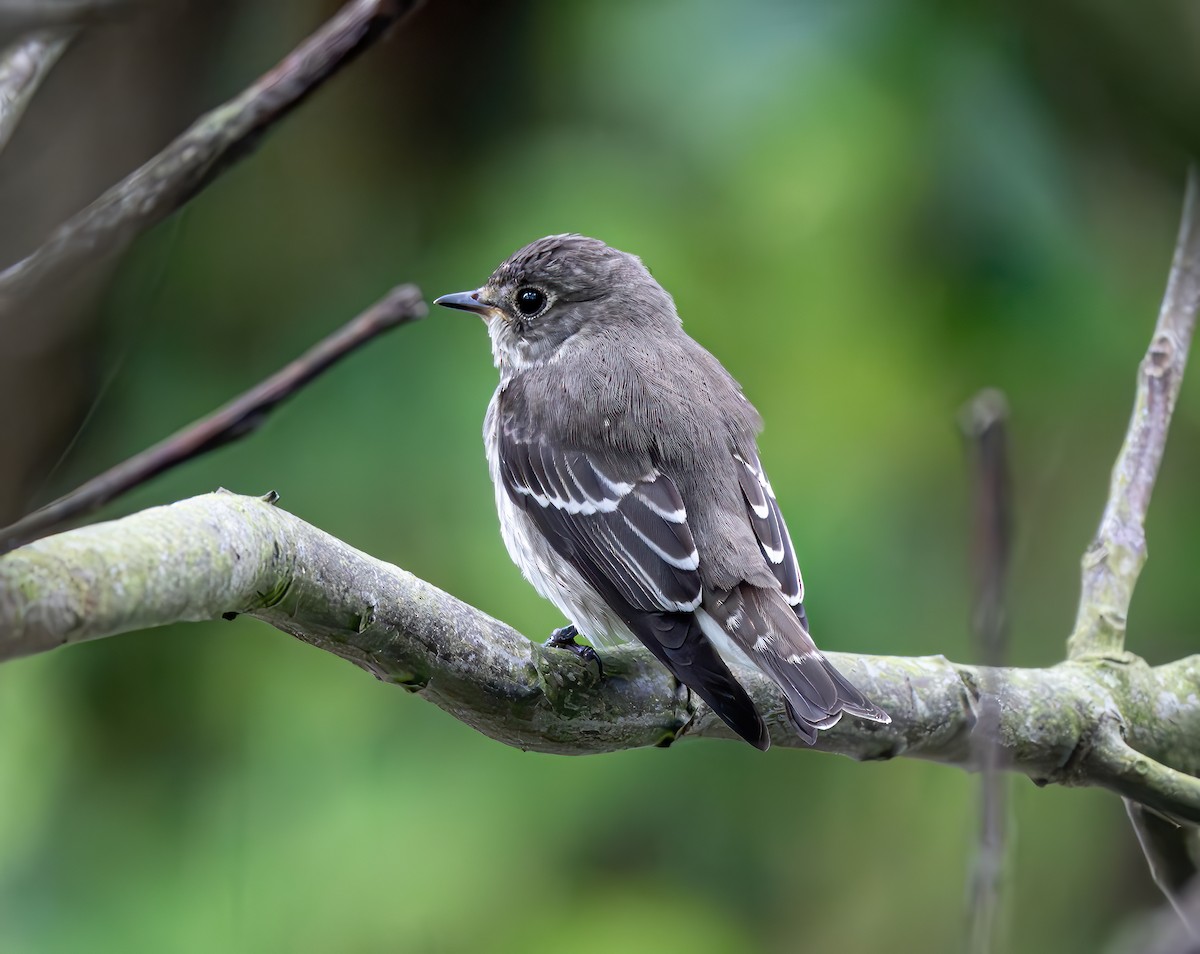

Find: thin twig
<box><xmin>960</xmin><ymin>389</ymin><xmax>1013</xmax><ymax>954</ymax></box>
<box><xmin>1068</xmin><ymin>164</ymin><xmax>1200</xmax><ymax>659</ymax></box>
<box><xmin>0</xmin><ymin>285</ymin><xmax>426</xmax><ymax>553</ymax></box>
<box><xmin>0</xmin><ymin>0</ymin><xmax>421</xmax><ymax>305</ymax></box>
<box><xmin>0</xmin><ymin>28</ymin><xmax>73</xmax><ymax>153</ymax></box>
<box><xmin>962</xmin><ymin>389</ymin><xmax>1013</xmax><ymax>665</ymax></box>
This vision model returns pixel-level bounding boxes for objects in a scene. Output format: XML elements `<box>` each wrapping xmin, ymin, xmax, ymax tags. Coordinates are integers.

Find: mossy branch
<box><xmin>2</xmin><ymin>490</ymin><xmax>1199</xmax><ymax>820</ymax></box>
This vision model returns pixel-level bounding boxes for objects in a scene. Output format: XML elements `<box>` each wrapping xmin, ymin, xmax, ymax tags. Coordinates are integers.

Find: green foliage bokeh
<box><xmin>2</xmin><ymin>1</ymin><xmax>1198</xmax><ymax>951</ymax></box>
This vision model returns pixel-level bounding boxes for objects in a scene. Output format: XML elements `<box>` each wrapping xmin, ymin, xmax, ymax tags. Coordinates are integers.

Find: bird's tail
<box><xmin>635</xmin><ymin>611</ymin><xmax>771</xmax><ymax>751</ymax></box>
<box><xmin>704</xmin><ymin>585</ymin><xmax>889</xmax><ymax>744</ymax></box>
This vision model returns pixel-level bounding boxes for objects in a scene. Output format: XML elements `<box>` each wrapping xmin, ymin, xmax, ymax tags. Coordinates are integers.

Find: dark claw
<box><xmin>545</xmin><ymin>623</ymin><xmax>579</xmax><ymax>647</ymax></box>
<box><xmin>544</xmin><ymin>624</ymin><xmax>604</xmax><ymax>678</ymax></box>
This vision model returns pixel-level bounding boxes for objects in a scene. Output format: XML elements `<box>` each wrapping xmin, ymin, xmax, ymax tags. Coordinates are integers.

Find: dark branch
<box><xmin>961</xmin><ymin>388</ymin><xmax>1013</xmax><ymax>663</ymax></box>
<box><xmin>0</xmin><ymin>0</ymin><xmax>422</xmax><ymax>305</ymax></box>
<box><xmin>960</xmin><ymin>388</ymin><xmax>1013</xmax><ymax>954</ymax></box>
<box><xmin>0</xmin><ymin>285</ymin><xmax>426</xmax><ymax>553</ymax></box>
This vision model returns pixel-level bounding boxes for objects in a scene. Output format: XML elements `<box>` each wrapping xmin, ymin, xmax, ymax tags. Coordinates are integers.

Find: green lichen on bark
<box><xmin>2</xmin><ymin>491</ymin><xmax>1197</xmax><ymax>819</ymax></box>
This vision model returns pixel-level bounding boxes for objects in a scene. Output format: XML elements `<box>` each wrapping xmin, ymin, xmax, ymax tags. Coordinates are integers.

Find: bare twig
<box><xmin>960</xmin><ymin>389</ymin><xmax>1013</xmax><ymax>954</ymax></box>
<box><xmin>0</xmin><ymin>285</ymin><xmax>426</xmax><ymax>553</ymax></box>
<box><xmin>0</xmin><ymin>29</ymin><xmax>73</xmax><ymax>153</ymax></box>
<box><xmin>1068</xmin><ymin>164</ymin><xmax>1200</xmax><ymax>659</ymax></box>
<box><xmin>0</xmin><ymin>0</ymin><xmax>422</xmax><ymax>304</ymax></box>
<box><xmin>961</xmin><ymin>390</ymin><xmax>1013</xmax><ymax>662</ymax></box>
<box><xmin>3</xmin><ymin>491</ymin><xmax>1200</xmax><ymax>822</ymax></box>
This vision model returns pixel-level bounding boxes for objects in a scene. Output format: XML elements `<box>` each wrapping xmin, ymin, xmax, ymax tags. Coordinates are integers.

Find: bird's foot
<box><xmin>544</xmin><ymin>624</ymin><xmax>603</xmax><ymax>678</ymax></box>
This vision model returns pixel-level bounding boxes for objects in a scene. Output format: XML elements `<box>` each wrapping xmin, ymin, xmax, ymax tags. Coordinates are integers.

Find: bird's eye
<box><xmin>514</xmin><ymin>287</ymin><xmax>546</xmax><ymax>316</ymax></box>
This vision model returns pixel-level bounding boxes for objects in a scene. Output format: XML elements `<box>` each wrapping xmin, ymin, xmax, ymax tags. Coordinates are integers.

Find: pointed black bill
<box><xmin>434</xmin><ymin>289</ymin><xmax>491</xmax><ymax>316</ymax></box>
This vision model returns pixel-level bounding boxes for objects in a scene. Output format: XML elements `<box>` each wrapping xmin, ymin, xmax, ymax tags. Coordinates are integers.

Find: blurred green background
<box><xmin>2</xmin><ymin>0</ymin><xmax>1199</xmax><ymax>951</ymax></box>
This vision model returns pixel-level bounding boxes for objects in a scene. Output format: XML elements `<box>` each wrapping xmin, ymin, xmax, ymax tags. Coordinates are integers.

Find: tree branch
<box><xmin>1068</xmin><ymin>164</ymin><xmax>1200</xmax><ymax>659</ymax></box>
<box><xmin>3</xmin><ymin>491</ymin><xmax>1199</xmax><ymax>821</ymax></box>
<box><xmin>0</xmin><ymin>284</ymin><xmax>426</xmax><ymax>554</ymax></box>
<box><xmin>0</xmin><ymin>0</ymin><xmax>421</xmax><ymax>305</ymax></box>
<box><xmin>960</xmin><ymin>388</ymin><xmax>1014</xmax><ymax>954</ymax></box>
<box><xmin>1056</xmin><ymin>165</ymin><xmax>1200</xmax><ymax>924</ymax></box>
<box><xmin>0</xmin><ymin>28</ymin><xmax>72</xmax><ymax>154</ymax></box>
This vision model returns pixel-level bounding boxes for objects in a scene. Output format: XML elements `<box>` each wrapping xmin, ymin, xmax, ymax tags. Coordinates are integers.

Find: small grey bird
<box><xmin>436</xmin><ymin>234</ymin><xmax>888</xmax><ymax>749</ymax></box>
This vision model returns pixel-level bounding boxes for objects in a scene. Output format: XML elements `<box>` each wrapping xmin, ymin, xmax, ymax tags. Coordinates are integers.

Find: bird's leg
<box><xmin>544</xmin><ymin>624</ymin><xmax>604</xmax><ymax>678</ymax></box>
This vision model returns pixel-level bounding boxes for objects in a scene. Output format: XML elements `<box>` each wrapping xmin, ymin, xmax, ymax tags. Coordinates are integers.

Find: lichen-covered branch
<box><xmin>2</xmin><ymin>491</ymin><xmax>1199</xmax><ymax>820</ymax></box>
<box><xmin>0</xmin><ymin>0</ymin><xmax>421</xmax><ymax>304</ymax></box>
<box><xmin>1068</xmin><ymin>165</ymin><xmax>1200</xmax><ymax>659</ymax></box>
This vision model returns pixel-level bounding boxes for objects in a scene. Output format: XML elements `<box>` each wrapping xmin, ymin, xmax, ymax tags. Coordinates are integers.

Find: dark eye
<box><xmin>515</xmin><ymin>287</ymin><xmax>546</xmax><ymax>316</ymax></box>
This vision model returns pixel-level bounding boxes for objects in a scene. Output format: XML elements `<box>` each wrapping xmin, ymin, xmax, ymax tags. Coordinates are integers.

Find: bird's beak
<box><xmin>434</xmin><ymin>289</ymin><xmax>496</xmax><ymax>319</ymax></box>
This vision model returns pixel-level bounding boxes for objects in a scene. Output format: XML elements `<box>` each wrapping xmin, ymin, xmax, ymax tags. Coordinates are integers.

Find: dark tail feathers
<box><xmin>638</xmin><ymin>611</ymin><xmax>771</xmax><ymax>751</ymax></box>
<box><xmin>706</xmin><ymin>585</ymin><xmax>889</xmax><ymax>745</ymax></box>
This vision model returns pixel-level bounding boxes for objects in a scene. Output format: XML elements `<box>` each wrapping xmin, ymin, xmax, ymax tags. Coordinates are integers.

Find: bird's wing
<box><xmin>705</xmin><ymin>583</ymin><xmax>889</xmax><ymax>743</ymax></box>
<box><xmin>497</xmin><ymin>414</ymin><xmax>769</xmax><ymax>749</ymax></box>
<box><xmin>732</xmin><ymin>451</ymin><xmax>804</xmax><ymax>607</ymax></box>
<box><xmin>499</xmin><ymin>424</ymin><xmax>701</xmax><ymax>613</ymax></box>
<box><xmin>721</xmin><ymin>450</ymin><xmax>890</xmax><ymax>739</ymax></box>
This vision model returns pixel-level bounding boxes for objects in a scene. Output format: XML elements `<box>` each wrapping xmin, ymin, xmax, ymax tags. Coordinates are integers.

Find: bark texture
<box><xmin>3</xmin><ymin>491</ymin><xmax>1198</xmax><ymax>821</ymax></box>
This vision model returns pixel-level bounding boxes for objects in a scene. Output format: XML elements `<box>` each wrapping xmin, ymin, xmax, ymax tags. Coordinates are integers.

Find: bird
<box><xmin>435</xmin><ymin>234</ymin><xmax>889</xmax><ymax>749</ymax></box>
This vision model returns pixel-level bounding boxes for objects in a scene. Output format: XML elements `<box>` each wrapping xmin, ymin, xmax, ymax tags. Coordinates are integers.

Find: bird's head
<box><xmin>435</xmin><ymin>234</ymin><xmax>678</xmax><ymax>371</ymax></box>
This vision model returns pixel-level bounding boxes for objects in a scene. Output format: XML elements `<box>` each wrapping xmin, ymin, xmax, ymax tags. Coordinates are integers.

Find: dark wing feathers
<box><xmin>734</xmin><ymin>453</ymin><xmax>803</xmax><ymax>606</ymax></box>
<box><xmin>560</xmin><ymin>450</ymin><xmax>607</xmax><ymax>505</ymax></box>
<box><xmin>707</xmin><ymin>583</ymin><xmax>889</xmax><ymax>743</ymax></box>
<box><xmin>498</xmin><ymin>415</ymin><xmax>770</xmax><ymax>748</ymax></box>
<box><xmin>500</xmin><ymin>417</ymin><xmax>702</xmax><ymax>612</ymax></box>
<box><xmin>641</xmin><ymin>615</ymin><xmax>770</xmax><ymax>750</ymax></box>
<box><xmin>707</xmin><ymin>583</ymin><xmax>840</xmax><ymax>743</ymax></box>
<box><xmin>821</xmin><ymin>657</ymin><xmax>890</xmax><ymax>724</ymax></box>
<box><xmin>498</xmin><ymin>402</ymin><xmax>885</xmax><ymax>748</ymax></box>
<box><xmin>723</xmin><ymin>454</ymin><xmax>891</xmax><ymax>738</ymax></box>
